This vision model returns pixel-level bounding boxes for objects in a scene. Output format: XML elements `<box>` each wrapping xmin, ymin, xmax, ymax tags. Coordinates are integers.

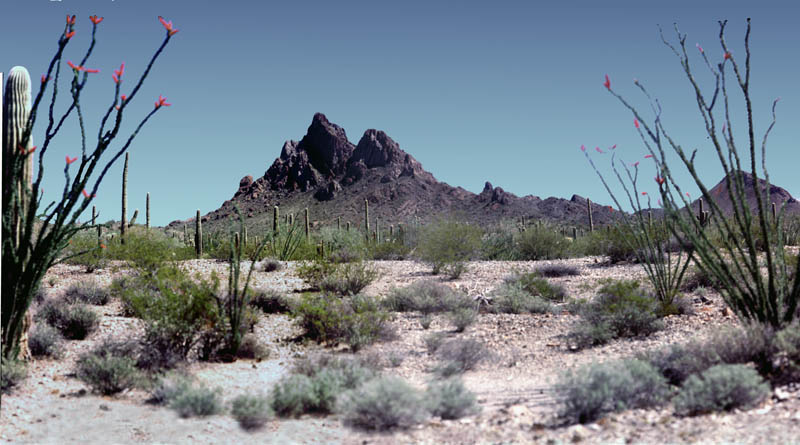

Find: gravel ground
<box><xmin>2</xmin><ymin>257</ymin><xmax>799</xmax><ymax>444</ymax></box>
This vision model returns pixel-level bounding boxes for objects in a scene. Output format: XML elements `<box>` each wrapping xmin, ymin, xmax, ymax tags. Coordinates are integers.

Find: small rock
<box><xmin>99</xmin><ymin>404</ymin><xmax>110</xmax><ymax>411</ymax></box>
<box><xmin>774</xmin><ymin>388</ymin><xmax>791</xmax><ymax>401</ymax></box>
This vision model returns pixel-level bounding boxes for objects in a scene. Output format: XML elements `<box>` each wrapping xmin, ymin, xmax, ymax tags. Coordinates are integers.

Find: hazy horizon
<box><xmin>3</xmin><ymin>0</ymin><xmax>798</xmax><ymax>226</ymax></box>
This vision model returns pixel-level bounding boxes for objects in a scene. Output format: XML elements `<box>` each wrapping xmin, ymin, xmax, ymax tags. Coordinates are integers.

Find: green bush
<box><xmin>28</xmin><ymin>324</ymin><xmax>63</xmax><ymax>358</ymax></box>
<box><xmin>295</xmin><ymin>258</ymin><xmax>338</xmax><ymax>291</ymax></box>
<box><xmin>515</xmin><ymin>224</ymin><xmax>571</xmax><ymax>260</ymax></box>
<box><xmin>424</xmin><ymin>332</ymin><xmax>448</xmax><ymax>355</ymax></box>
<box><xmin>448</xmin><ymin>307</ymin><xmax>477</xmax><ymax>332</ymax></box>
<box><xmin>319</xmin><ymin>227</ymin><xmax>368</xmax><ymax>261</ymax></box>
<box><xmin>383</xmin><ymin>280</ymin><xmax>472</xmax><ymax>314</ymax></box>
<box><xmin>776</xmin><ymin>322</ymin><xmax>800</xmax><ymax>375</ymax></box>
<box><xmin>103</xmin><ymin>227</ymin><xmax>195</xmax><ymax>273</ymax></box>
<box><xmin>556</xmin><ymin>359</ymin><xmax>670</xmax><ymax>424</ymax></box>
<box><xmin>425</xmin><ymin>377</ymin><xmax>479</xmax><ymax>419</ymax></box>
<box><xmin>248</xmin><ymin>288</ymin><xmax>292</xmax><ymax>314</ymax></box>
<box><xmin>231</xmin><ymin>394</ymin><xmax>273</xmax><ymax>430</ymax></box>
<box><xmin>36</xmin><ymin>299</ymin><xmax>99</xmax><ymax>340</ymax></box>
<box><xmin>319</xmin><ymin>261</ymin><xmax>379</xmax><ymax>296</ymax></box>
<box><xmin>337</xmin><ymin>376</ymin><xmax>429</xmax><ymax>431</ymax></box>
<box><xmin>60</xmin><ymin>231</ymin><xmax>110</xmax><ymax>272</ymax></box>
<box><xmin>261</xmin><ymin>258</ymin><xmax>283</xmax><ymax>272</ymax></box>
<box><xmin>291</xmin><ymin>293</ymin><xmax>390</xmax><ymax>351</ymax></box>
<box><xmin>434</xmin><ymin>338</ymin><xmax>488</xmax><ymax>377</ymax></box>
<box><xmin>504</xmin><ymin>272</ymin><xmax>567</xmax><ymax>302</ymax></box>
<box><xmin>64</xmin><ymin>279</ymin><xmax>111</xmax><ymax>305</ymax></box>
<box><xmin>568</xmin><ymin>280</ymin><xmax>663</xmax><ymax>349</ymax></box>
<box><xmin>236</xmin><ymin>334</ymin><xmax>270</xmax><ymax>360</ymax></box>
<box><xmin>75</xmin><ymin>340</ymin><xmax>142</xmax><ymax>395</ymax></box>
<box><xmin>169</xmin><ymin>384</ymin><xmax>223</xmax><ymax>418</ymax></box>
<box><xmin>148</xmin><ymin>373</ymin><xmax>194</xmax><ymax>405</ymax></box>
<box><xmin>673</xmin><ymin>364</ymin><xmax>770</xmax><ymax>416</ymax></box>
<box><xmin>369</xmin><ymin>239</ymin><xmax>412</xmax><ymax>260</ymax></box>
<box><xmin>490</xmin><ymin>281</ymin><xmax>554</xmax><ymax>314</ymax></box>
<box><xmin>0</xmin><ymin>357</ymin><xmax>27</xmax><ymax>394</ymax></box>
<box><xmin>480</xmin><ymin>226</ymin><xmax>519</xmax><ymax>261</ymax></box>
<box><xmin>417</xmin><ymin>219</ymin><xmax>482</xmax><ymax>278</ymax></box>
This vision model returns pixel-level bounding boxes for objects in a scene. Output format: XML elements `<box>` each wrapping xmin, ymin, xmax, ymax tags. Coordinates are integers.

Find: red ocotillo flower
<box><xmin>634</xmin><ymin>118</ymin><xmax>640</xmax><ymax>129</ymax></box>
<box><xmin>18</xmin><ymin>145</ymin><xmax>37</xmax><ymax>155</ymax></box>
<box><xmin>115</xmin><ymin>95</ymin><xmax>128</xmax><ymax>111</ymax></box>
<box><xmin>82</xmin><ymin>190</ymin><xmax>90</xmax><ymax>198</ymax></box>
<box><xmin>65</xmin><ymin>30</ymin><xmax>75</xmax><ymax>39</ymax></box>
<box><xmin>100</xmin><ymin>243</ymin><xmax>107</xmax><ymax>249</ymax></box>
<box><xmin>644</xmin><ymin>154</ymin><xmax>653</xmax><ymax>159</ymax></box>
<box><xmin>84</xmin><ymin>68</ymin><xmax>99</xmax><ymax>74</ymax></box>
<box><xmin>609</xmin><ymin>144</ymin><xmax>617</xmax><ymax>150</ymax></box>
<box><xmin>66</xmin><ymin>156</ymin><xmax>78</xmax><ymax>165</ymax></box>
<box><xmin>696</xmin><ymin>43</ymin><xmax>704</xmax><ymax>53</ymax></box>
<box><xmin>641</xmin><ymin>192</ymin><xmax>648</xmax><ymax>196</ymax></box>
<box><xmin>724</xmin><ymin>52</ymin><xmax>731</xmax><ymax>60</ymax></box>
<box><xmin>41</xmin><ymin>74</ymin><xmax>49</xmax><ymax>84</ymax></box>
<box><xmin>580</xmin><ymin>145</ymin><xmax>586</xmax><ymax>152</ymax></box>
<box><xmin>631</xmin><ymin>161</ymin><xmax>640</xmax><ymax>167</ymax></box>
<box><xmin>595</xmin><ymin>146</ymin><xmax>605</xmax><ymax>154</ymax></box>
<box><xmin>89</xmin><ymin>15</ymin><xmax>103</xmax><ymax>25</ymax></box>
<box><xmin>655</xmin><ymin>175</ymin><xmax>665</xmax><ymax>185</ymax></box>
<box><xmin>67</xmin><ymin>61</ymin><xmax>81</xmax><ymax>71</ymax></box>
<box><xmin>66</xmin><ymin>14</ymin><xmax>76</xmax><ymax>25</ymax></box>
<box><xmin>603</xmin><ymin>74</ymin><xmax>610</xmax><ymax>89</ymax></box>
<box><xmin>158</xmin><ymin>16</ymin><xmax>179</xmax><ymax>36</ymax></box>
<box><xmin>154</xmin><ymin>95</ymin><xmax>172</xmax><ymax>109</ymax></box>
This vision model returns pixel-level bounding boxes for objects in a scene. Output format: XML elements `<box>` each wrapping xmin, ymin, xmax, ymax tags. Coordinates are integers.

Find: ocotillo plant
<box><xmin>121</xmin><ymin>152</ymin><xmax>128</xmax><ymax>243</ymax></box>
<box><xmin>2</xmin><ymin>15</ymin><xmax>179</xmax><ymax>360</ymax></box>
<box><xmin>195</xmin><ymin>210</ymin><xmax>203</xmax><ymax>257</ymax></box>
<box><xmin>304</xmin><ymin>207</ymin><xmax>309</xmax><ymax>240</ymax></box>
<box><xmin>146</xmin><ymin>192</ymin><xmax>150</xmax><ymax>230</ymax></box>
<box><xmin>598</xmin><ymin>19</ymin><xmax>797</xmax><ymax>327</ymax></box>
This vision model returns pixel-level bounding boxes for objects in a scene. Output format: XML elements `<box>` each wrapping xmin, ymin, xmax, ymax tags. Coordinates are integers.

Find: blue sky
<box><xmin>3</xmin><ymin>0</ymin><xmax>798</xmax><ymax>226</ymax></box>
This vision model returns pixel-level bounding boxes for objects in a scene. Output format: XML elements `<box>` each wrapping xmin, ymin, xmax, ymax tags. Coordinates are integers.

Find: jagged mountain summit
<box><xmin>170</xmin><ymin>114</ymin><xmax>797</xmax><ymax>233</ymax></box>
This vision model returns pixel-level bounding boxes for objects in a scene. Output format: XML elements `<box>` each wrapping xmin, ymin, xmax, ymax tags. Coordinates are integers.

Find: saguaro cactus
<box><xmin>587</xmin><ymin>198</ymin><xmax>594</xmax><ymax>232</ymax></box>
<box><xmin>130</xmin><ymin>209</ymin><xmax>139</xmax><ymax>227</ymax></box>
<box><xmin>121</xmin><ymin>152</ymin><xmax>129</xmax><ymax>243</ymax></box>
<box><xmin>3</xmin><ymin>67</ymin><xmax>34</xmax><ymax>247</ymax></box>
<box><xmin>273</xmin><ymin>205</ymin><xmax>279</xmax><ymax>236</ymax></box>
<box><xmin>146</xmin><ymin>192</ymin><xmax>150</xmax><ymax>230</ymax></box>
<box><xmin>195</xmin><ymin>210</ymin><xmax>203</xmax><ymax>257</ymax></box>
<box><xmin>364</xmin><ymin>199</ymin><xmax>370</xmax><ymax>241</ymax></box>
<box><xmin>697</xmin><ymin>198</ymin><xmax>709</xmax><ymax>229</ymax></box>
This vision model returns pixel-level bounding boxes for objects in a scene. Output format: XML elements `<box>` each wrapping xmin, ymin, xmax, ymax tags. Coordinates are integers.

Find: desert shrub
<box><xmin>480</xmin><ymin>227</ymin><xmax>520</xmax><ymax>261</ymax></box>
<box><xmin>261</xmin><ymin>258</ymin><xmax>283</xmax><ymax>272</ymax></box>
<box><xmin>681</xmin><ymin>266</ymin><xmax>723</xmax><ymax>292</ymax></box>
<box><xmin>776</xmin><ymin>322</ymin><xmax>800</xmax><ymax>379</ymax></box>
<box><xmin>490</xmin><ymin>282</ymin><xmax>554</xmax><ymax>314</ymax></box>
<box><xmin>337</xmin><ymin>376</ymin><xmax>429</xmax><ymax>431</ymax></box>
<box><xmin>63</xmin><ymin>279</ymin><xmax>111</xmax><ymax>305</ymax></box>
<box><xmin>236</xmin><ymin>334</ymin><xmax>270</xmax><ymax>360</ymax></box>
<box><xmin>0</xmin><ymin>357</ymin><xmax>27</xmax><ymax>394</ymax></box>
<box><xmin>75</xmin><ymin>340</ymin><xmax>142</xmax><ymax>395</ymax></box>
<box><xmin>295</xmin><ymin>258</ymin><xmax>338</xmax><ymax>290</ymax></box>
<box><xmin>419</xmin><ymin>314</ymin><xmax>433</xmax><ymax>329</ymax></box>
<box><xmin>169</xmin><ymin>384</ymin><xmax>223</xmax><ymax>418</ymax></box>
<box><xmin>387</xmin><ymin>351</ymin><xmax>405</xmax><ymax>367</ymax></box>
<box><xmin>291</xmin><ymin>355</ymin><xmax>377</xmax><ymax>389</ymax></box>
<box><xmin>568</xmin><ymin>280</ymin><xmax>663</xmax><ymax>349</ymax></box>
<box><xmin>383</xmin><ymin>280</ymin><xmax>472</xmax><ymax>314</ymax></box>
<box><xmin>434</xmin><ymin>338</ymin><xmax>488</xmax><ymax>377</ymax></box>
<box><xmin>319</xmin><ymin>261</ymin><xmax>379</xmax><ymax>296</ymax></box>
<box><xmin>424</xmin><ymin>332</ymin><xmax>448</xmax><ymax>355</ymax></box>
<box><xmin>37</xmin><ymin>299</ymin><xmax>99</xmax><ymax>340</ymax></box>
<box><xmin>515</xmin><ymin>224</ymin><xmax>571</xmax><ymax>260</ymax></box>
<box><xmin>148</xmin><ymin>373</ymin><xmax>194</xmax><ymax>405</ymax></box>
<box><xmin>319</xmin><ymin>227</ymin><xmax>368</xmax><ymax>261</ymax></box>
<box><xmin>270</xmin><ymin>374</ymin><xmax>319</xmax><ymax>417</ymax></box>
<box><xmin>28</xmin><ymin>324</ymin><xmax>63</xmax><ymax>358</ymax></box>
<box><xmin>600</xmin><ymin>226</ymin><xmax>639</xmax><ymax>264</ymax></box>
<box><xmin>60</xmin><ymin>231</ymin><xmax>110</xmax><ymax>272</ymax></box>
<box><xmin>673</xmin><ymin>364</ymin><xmax>770</xmax><ymax>416</ymax></box>
<box><xmin>417</xmin><ymin>219</ymin><xmax>482</xmax><ymax>279</ymax></box>
<box><xmin>536</xmin><ymin>264</ymin><xmax>580</xmax><ymax>278</ymax></box>
<box><xmin>369</xmin><ymin>239</ymin><xmax>412</xmax><ymax>261</ymax></box>
<box><xmin>505</xmin><ymin>272</ymin><xmax>567</xmax><ymax>302</ymax></box>
<box><xmin>103</xmin><ymin>227</ymin><xmax>195</xmax><ymax>273</ymax></box>
<box><xmin>291</xmin><ymin>293</ymin><xmax>390</xmax><ymax>351</ymax></box>
<box><xmin>556</xmin><ymin>359</ymin><xmax>670</xmax><ymax>424</ymax></box>
<box><xmin>231</xmin><ymin>394</ymin><xmax>273</xmax><ymax>430</ymax></box>
<box><xmin>425</xmin><ymin>377</ymin><xmax>479</xmax><ymax>420</ymax></box>
<box><xmin>448</xmin><ymin>307</ymin><xmax>477</xmax><ymax>332</ymax></box>
<box><xmin>248</xmin><ymin>288</ymin><xmax>291</xmax><ymax>314</ymax></box>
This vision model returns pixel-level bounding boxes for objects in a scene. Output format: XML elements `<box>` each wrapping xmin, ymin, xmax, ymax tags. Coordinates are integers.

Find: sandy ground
<box><xmin>2</xmin><ymin>258</ymin><xmax>799</xmax><ymax>444</ymax></box>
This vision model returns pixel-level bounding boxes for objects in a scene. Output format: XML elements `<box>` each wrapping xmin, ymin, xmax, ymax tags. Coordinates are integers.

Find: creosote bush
<box><xmin>36</xmin><ymin>299</ymin><xmax>99</xmax><ymax>340</ymax></box>
<box><xmin>434</xmin><ymin>338</ymin><xmax>488</xmax><ymax>377</ymax></box>
<box><xmin>63</xmin><ymin>279</ymin><xmax>111</xmax><ymax>305</ymax></box>
<box><xmin>337</xmin><ymin>376</ymin><xmax>429</xmax><ymax>431</ymax></box>
<box><xmin>673</xmin><ymin>364</ymin><xmax>770</xmax><ymax>416</ymax></box>
<box><xmin>261</xmin><ymin>258</ymin><xmax>283</xmax><ymax>273</ymax></box>
<box><xmin>169</xmin><ymin>384</ymin><xmax>223</xmax><ymax>418</ymax></box>
<box><xmin>448</xmin><ymin>307</ymin><xmax>478</xmax><ymax>332</ymax></box>
<box><xmin>248</xmin><ymin>288</ymin><xmax>292</xmax><ymax>314</ymax></box>
<box><xmin>425</xmin><ymin>377</ymin><xmax>479</xmax><ymax>420</ymax></box>
<box><xmin>490</xmin><ymin>281</ymin><xmax>554</xmax><ymax>314</ymax></box>
<box><xmin>505</xmin><ymin>272</ymin><xmax>567</xmax><ymax>302</ymax></box>
<box><xmin>536</xmin><ymin>264</ymin><xmax>581</xmax><ymax>278</ymax></box>
<box><xmin>568</xmin><ymin>279</ymin><xmax>663</xmax><ymax>349</ymax></box>
<box><xmin>417</xmin><ymin>219</ymin><xmax>482</xmax><ymax>279</ymax></box>
<box><xmin>75</xmin><ymin>339</ymin><xmax>142</xmax><ymax>395</ymax></box>
<box><xmin>28</xmin><ymin>324</ymin><xmax>63</xmax><ymax>358</ymax></box>
<box><xmin>231</xmin><ymin>394</ymin><xmax>273</xmax><ymax>431</ymax></box>
<box><xmin>516</xmin><ymin>224</ymin><xmax>572</xmax><ymax>261</ymax></box>
<box><xmin>318</xmin><ymin>261</ymin><xmax>379</xmax><ymax>296</ymax></box>
<box><xmin>291</xmin><ymin>293</ymin><xmax>390</xmax><ymax>351</ymax></box>
<box><xmin>383</xmin><ymin>280</ymin><xmax>472</xmax><ymax>314</ymax></box>
<box><xmin>556</xmin><ymin>359</ymin><xmax>670</xmax><ymax>424</ymax></box>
